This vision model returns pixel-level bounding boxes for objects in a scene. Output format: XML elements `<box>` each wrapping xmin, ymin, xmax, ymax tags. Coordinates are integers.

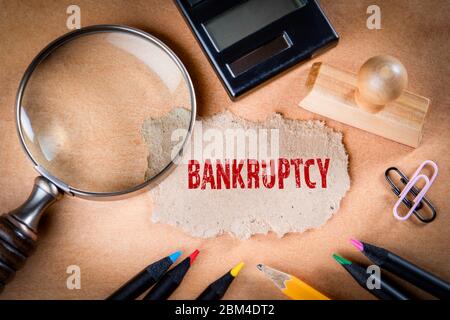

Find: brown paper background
<box><xmin>0</xmin><ymin>0</ymin><xmax>449</xmax><ymax>299</ymax></box>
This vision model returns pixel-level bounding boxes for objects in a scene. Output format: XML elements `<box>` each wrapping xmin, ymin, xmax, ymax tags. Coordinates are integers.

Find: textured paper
<box><xmin>147</xmin><ymin>111</ymin><xmax>350</xmax><ymax>239</ymax></box>
<box><xmin>142</xmin><ymin>107</ymin><xmax>191</xmax><ymax>180</ymax></box>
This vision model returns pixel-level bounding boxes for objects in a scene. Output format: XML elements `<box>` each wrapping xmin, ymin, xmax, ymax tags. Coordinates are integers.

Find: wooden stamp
<box><xmin>299</xmin><ymin>55</ymin><xmax>430</xmax><ymax>148</ymax></box>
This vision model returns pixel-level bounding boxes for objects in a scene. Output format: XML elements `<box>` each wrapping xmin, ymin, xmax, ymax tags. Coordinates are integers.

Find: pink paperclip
<box><xmin>393</xmin><ymin>160</ymin><xmax>438</xmax><ymax>221</ymax></box>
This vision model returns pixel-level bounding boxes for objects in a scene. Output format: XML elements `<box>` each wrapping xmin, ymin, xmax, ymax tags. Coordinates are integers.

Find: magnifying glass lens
<box><xmin>19</xmin><ymin>31</ymin><xmax>193</xmax><ymax>194</ymax></box>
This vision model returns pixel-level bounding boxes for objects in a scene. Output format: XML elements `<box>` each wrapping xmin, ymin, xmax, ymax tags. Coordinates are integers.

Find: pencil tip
<box><xmin>332</xmin><ymin>254</ymin><xmax>352</xmax><ymax>265</ymax></box>
<box><xmin>230</xmin><ymin>262</ymin><xmax>245</xmax><ymax>277</ymax></box>
<box><xmin>350</xmin><ymin>238</ymin><xmax>364</xmax><ymax>251</ymax></box>
<box><xmin>189</xmin><ymin>249</ymin><xmax>200</xmax><ymax>265</ymax></box>
<box><xmin>256</xmin><ymin>264</ymin><xmax>264</xmax><ymax>271</ymax></box>
<box><xmin>168</xmin><ymin>250</ymin><xmax>182</xmax><ymax>263</ymax></box>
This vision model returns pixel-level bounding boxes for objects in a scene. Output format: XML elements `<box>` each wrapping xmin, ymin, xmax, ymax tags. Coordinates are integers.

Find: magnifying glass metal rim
<box><xmin>15</xmin><ymin>24</ymin><xmax>197</xmax><ymax>199</ymax></box>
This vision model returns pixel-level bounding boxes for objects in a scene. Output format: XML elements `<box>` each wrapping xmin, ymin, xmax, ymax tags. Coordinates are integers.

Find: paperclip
<box><xmin>390</xmin><ymin>160</ymin><xmax>438</xmax><ymax>222</ymax></box>
<box><xmin>385</xmin><ymin>167</ymin><xmax>437</xmax><ymax>223</ymax></box>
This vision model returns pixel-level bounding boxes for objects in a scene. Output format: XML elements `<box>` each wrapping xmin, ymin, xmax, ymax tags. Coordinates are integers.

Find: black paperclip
<box><xmin>385</xmin><ymin>167</ymin><xmax>437</xmax><ymax>223</ymax></box>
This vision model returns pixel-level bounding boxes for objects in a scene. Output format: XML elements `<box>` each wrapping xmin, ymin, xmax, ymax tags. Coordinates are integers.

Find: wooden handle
<box><xmin>0</xmin><ymin>215</ymin><xmax>37</xmax><ymax>290</ymax></box>
<box><xmin>0</xmin><ymin>177</ymin><xmax>62</xmax><ymax>293</ymax></box>
<box><xmin>355</xmin><ymin>55</ymin><xmax>408</xmax><ymax>113</ymax></box>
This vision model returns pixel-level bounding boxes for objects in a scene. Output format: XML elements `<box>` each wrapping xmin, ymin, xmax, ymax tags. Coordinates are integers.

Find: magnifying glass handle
<box><xmin>0</xmin><ymin>177</ymin><xmax>62</xmax><ymax>293</ymax></box>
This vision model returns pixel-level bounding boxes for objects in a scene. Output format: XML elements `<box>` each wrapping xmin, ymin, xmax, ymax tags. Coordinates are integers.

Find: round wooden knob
<box><xmin>355</xmin><ymin>55</ymin><xmax>408</xmax><ymax>113</ymax></box>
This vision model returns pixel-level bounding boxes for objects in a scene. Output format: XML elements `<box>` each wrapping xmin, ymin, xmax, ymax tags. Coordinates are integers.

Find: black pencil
<box><xmin>351</xmin><ymin>239</ymin><xmax>450</xmax><ymax>299</ymax></box>
<box><xmin>107</xmin><ymin>251</ymin><xmax>182</xmax><ymax>300</ymax></box>
<box><xmin>143</xmin><ymin>250</ymin><xmax>199</xmax><ymax>300</ymax></box>
<box><xmin>333</xmin><ymin>254</ymin><xmax>412</xmax><ymax>300</ymax></box>
<box><xmin>196</xmin><ymin>262</ymin><xmax>244</xmax><ymax>300</ymax></box>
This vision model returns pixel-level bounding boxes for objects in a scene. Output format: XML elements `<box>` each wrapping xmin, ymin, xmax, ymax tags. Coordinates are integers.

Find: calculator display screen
<box><xmin>204</xmin><ymin>0</ymin><xmax>307</xmax><ymax>51</ymax></box>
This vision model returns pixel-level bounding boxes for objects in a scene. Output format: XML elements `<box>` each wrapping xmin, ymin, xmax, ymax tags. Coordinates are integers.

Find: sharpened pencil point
<box><xmin>350</xmin><ymin>239</ymin><xmax>364</xmax><ymax>252</ymax></box>
<box><xmin>256</xmin><ymin>264</ymin><xmax>264</xmax><ymax>271</ymax></box>
<box><xmin>189</xmin><ymin>249</ymin><xmax>200</xmax><ymax>265</ymax></box>
<box><xmin>332</xmin><ymin>254</ymin><xmax>352</xmax><ymax>265</ymax></box>
<box><xmin>230</xmin><ymin>262</ymin><xmax>245</xmax><ymax>277</ymax></box>
<box><xmin>169</xmin><ymin>250</ymin><xmax>182</xmax><ymax>263</ymax></box>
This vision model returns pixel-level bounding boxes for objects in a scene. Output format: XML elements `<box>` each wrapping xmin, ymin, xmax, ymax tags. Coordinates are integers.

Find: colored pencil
<box><xmin>333</xmin><ymin>254</ymin><xmax>411</xmax><ymax>300</ymax></box>
<box><xmin>196</xmin><ymin>262</ymin><xmax>244</xmax><ymax>300</ymax></box>
<box><xmin>107</xmin><ymin>251</ymin><xmax>182</xmax><ymax>300</ymax></box>
<box><xmin>143</xmin><ymin>250</ymin><xmax>199</xmax><ymax>300</ymax></box>
<box><xmin>257</xmin><ymin>264</ymin><xmax>329</xmax><ymax>300</ymax></box>
<box><xmin>351</xmin><ymin>239</ymin><xmax>450</xmax><ymax>299</ymax></box>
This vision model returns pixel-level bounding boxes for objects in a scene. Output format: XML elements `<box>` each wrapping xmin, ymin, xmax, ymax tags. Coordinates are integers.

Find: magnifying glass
<box><xmin>0</xmin><ymin>25</ymin><xmax>196</xmax><ymax>290</ymax></box>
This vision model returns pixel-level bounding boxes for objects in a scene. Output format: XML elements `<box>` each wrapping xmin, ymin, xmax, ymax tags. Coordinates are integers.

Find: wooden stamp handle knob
<box><xmin>355</xmin><ymin>55</ymin><xmax>408</xmax><ymax>113</ymax></box>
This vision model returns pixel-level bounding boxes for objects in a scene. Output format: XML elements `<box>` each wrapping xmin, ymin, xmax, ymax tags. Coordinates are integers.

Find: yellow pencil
<box><xmin>257</xmin><ymin>264</ymin><xmax>330</xmax><ymax>300</ymax></box>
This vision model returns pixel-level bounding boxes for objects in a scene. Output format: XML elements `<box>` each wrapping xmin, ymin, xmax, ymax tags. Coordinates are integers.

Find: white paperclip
<box><xmin>393</xmin><ymin>160</ymin><xmax>438</xmax><ymax>221</ymax></box>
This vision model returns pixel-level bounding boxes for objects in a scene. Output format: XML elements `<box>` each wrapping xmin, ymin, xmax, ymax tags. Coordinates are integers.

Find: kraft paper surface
<box><xmin>0</xmin><ymin>0</ymin><xmax>448</xmax><ymax>299</ymax></box>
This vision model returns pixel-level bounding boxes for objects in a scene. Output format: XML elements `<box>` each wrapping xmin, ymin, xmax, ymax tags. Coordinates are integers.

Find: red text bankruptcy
<box><xmin>188</xmin><ymin>158</ymin><xmax>330</xmax><ymax>190</ymax></box>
